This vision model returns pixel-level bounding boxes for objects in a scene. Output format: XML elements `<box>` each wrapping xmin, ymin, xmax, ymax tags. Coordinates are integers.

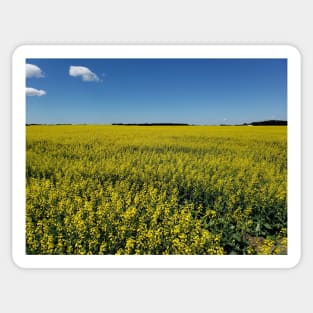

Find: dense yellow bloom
<box><xmin>26</xmin><ymin>125</ymin><xmax>287</xmax><ymax>255</ymax></box>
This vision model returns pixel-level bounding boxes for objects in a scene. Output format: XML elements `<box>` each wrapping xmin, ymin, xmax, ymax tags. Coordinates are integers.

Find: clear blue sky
<box><xmin>26</xmin><ymin>58</ymin><xmax>287</xmax><ymax>125</ymax></box>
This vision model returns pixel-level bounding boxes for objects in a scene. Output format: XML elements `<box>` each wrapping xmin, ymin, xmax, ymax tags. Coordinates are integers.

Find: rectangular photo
<box><xmin>12</xmin><ymin>45</ymin><xmax>301</xmax><ymax>268</ymax></box>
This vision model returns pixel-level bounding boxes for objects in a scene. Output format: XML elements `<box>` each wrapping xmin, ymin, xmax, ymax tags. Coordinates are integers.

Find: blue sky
<box><xmin>26</xmin><ymin>58</ymin><xmax>287</xmax><ymax>125</ymax></box>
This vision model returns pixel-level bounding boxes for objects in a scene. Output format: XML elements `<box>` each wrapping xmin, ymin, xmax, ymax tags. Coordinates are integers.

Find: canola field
<box><xmin>26</xmin><ymin>125</ymin><xmax>287</xmax><ymax>255</ymax></box>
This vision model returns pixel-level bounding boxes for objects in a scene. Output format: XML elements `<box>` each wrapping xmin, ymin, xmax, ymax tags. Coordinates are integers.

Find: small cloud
<box><xmin>26</xmin><ymin>87</ymin><xmax>46</xmax><ymax>96</ymax></box>
<box><xmin>26</xmin><ymin>64</ymin><xmax>44</xmax><ymax>78</ymax></box>
<box><xmin>69</xmin><ymin>66</ymin><xmax>100</xmax><ymax>82</ymax></box>
<box><xmin>223</xmin><ymin>118</ymin><xmax>228</xmax><ymax>121</ymax></box>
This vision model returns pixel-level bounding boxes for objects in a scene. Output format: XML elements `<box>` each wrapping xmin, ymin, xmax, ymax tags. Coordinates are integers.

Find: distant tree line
<box><xmin>244</xmin><ymin>120</ymin><xmax>287</xmax><ymax>126</ymax></box>
<box><xmin>219</xmin><ymin>120</ymin><xmax>288</xmax><ymax>126</ymax></box>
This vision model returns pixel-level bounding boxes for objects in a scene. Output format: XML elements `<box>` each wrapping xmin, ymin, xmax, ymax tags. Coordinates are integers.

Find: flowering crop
<box><xmin>26</xmin><ymin>125</ymin><xmax>287</xmax><ymax>255</ymax></box>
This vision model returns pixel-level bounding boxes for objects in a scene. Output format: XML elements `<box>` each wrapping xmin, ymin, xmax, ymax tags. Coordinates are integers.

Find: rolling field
<box><xmin>26</xmin><ymin>125</ymin><xmax>287</xmax><ymax>255</ymax></box>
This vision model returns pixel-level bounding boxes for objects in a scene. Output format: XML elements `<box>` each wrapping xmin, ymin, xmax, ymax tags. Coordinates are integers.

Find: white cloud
<box><xmin>69</xmin><ymin>66</ymin><xmax>100</xmax><ymax>82</ymax></box>
<box><xmin>26</xmin><ymin>87</ymin><xmax>46</xmax><ymax>96</ymax></box>
<box><xmin>26</xmin><ymin>64</ymin><xmax>44</xmax><ymax>78</ymax></box>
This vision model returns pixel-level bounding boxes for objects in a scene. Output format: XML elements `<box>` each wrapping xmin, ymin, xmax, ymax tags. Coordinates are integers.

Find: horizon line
<box><xmin>26</xmin><ymin>119</ymin><xmax>288</xmax><ymax>126</ymax></box>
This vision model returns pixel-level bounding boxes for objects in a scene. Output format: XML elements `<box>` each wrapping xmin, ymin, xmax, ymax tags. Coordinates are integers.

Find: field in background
<box><xmin>26</xmin><ymin>125</ymin><xmax>287</xmax><ymax>255</ymax></box>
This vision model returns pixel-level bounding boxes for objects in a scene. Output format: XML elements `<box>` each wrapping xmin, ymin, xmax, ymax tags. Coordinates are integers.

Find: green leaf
<box><xmin>255</xmin><ymin>223</ymin><xmax>260</xmax><ymax>233</ymax></box>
